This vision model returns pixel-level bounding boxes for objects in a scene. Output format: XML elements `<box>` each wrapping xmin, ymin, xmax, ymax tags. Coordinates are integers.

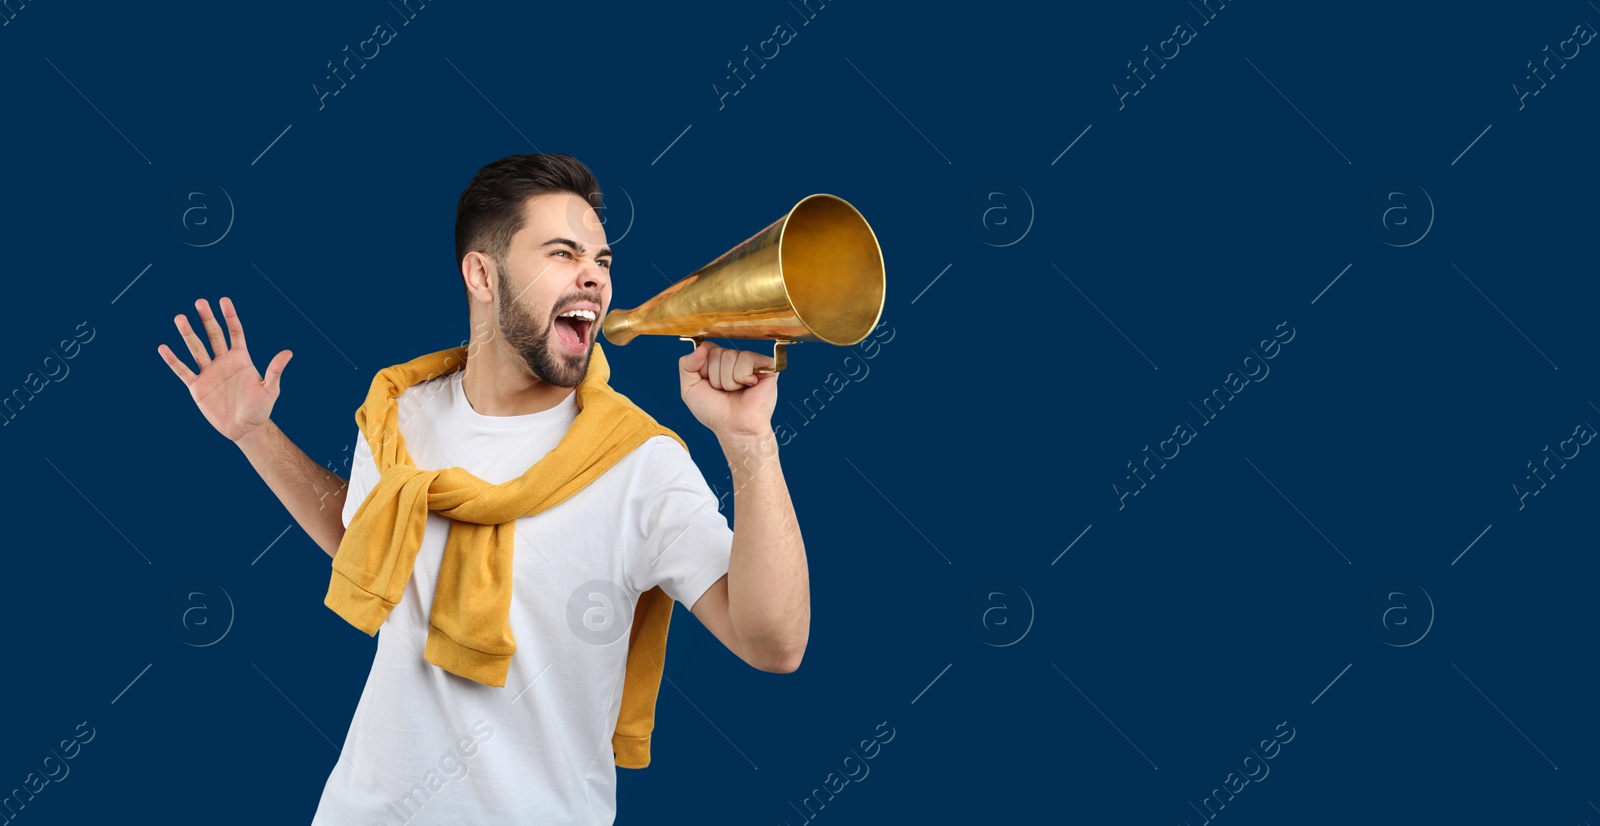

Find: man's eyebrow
<box><xmin>540</xmin><ymin>237</ymin><xmax>612</xmax><ymax>259</ymax></box>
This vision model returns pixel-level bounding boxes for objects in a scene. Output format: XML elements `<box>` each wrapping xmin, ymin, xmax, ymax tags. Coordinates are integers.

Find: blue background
<box><xmin>3</xmin><ymin>0</ymin><xmax>1597</xmax><ymax>823</ymax></box>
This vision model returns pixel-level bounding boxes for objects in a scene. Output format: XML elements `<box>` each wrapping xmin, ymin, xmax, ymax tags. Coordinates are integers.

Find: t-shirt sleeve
<box><xmin>340</xmin><ymin>430</ymin><xmax>377</xmax><ymax>530</ymax></box>
<box><xmin>629</xmin><ymin>437</ymin><xmax>734</xmax><ymax>611</ymax></box>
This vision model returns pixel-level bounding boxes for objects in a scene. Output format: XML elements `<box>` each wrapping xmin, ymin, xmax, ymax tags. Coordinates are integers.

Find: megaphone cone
<box><xmin>601</xmin><ymin>194</ymin><xmax>885</xmax><ymax>373</ymax></box>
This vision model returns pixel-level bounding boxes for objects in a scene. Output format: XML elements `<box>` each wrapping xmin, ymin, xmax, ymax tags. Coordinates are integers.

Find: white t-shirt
<box><xmin>312</xmin><ymin>368</ymin><xmax>733</xmax><ymax>825</ymax></box>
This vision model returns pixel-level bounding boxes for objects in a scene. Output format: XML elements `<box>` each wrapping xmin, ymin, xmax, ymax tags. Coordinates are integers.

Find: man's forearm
<box><xmin>236</xmin><ymin>420</ymin><xmax>348</xmax><ymax>558</ymax></box>
<box><xmin>720</xmin><ymin>428</ymin><xmax>809</xmax><ymax>670</ymax></box>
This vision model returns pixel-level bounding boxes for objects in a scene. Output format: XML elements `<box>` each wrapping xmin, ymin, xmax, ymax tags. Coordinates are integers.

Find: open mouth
<box><xmin>553</xmin><ymin>308</ymin><xmax>597</xmax><ymax>354</ymax></box>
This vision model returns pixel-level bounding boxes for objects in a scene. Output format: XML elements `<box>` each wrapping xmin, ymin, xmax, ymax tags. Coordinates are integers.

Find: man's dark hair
<box><xmin>454</xmin><ymin>153</ymin><xmax>603</xmax><ymax>291</ymax></box>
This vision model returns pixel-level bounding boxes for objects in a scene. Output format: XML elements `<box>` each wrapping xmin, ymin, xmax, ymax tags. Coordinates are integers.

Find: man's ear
<box><xmin>462</xmin><ymin>251</ymin><xmax>495</xmax><ymax>304</ymax></box>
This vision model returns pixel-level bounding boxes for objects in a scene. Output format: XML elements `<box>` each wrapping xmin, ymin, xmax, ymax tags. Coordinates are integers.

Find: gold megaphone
<box><xmin>601</xmin><ymin>193</ymin><xmax>885</xmax><ymax>374</ymax></box>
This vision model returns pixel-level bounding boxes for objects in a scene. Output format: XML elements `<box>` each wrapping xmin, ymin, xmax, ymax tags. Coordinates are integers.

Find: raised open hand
<box><xmin>157</xmin><ymin>297</ymin><xmax>292</xmax><ymax>442</ymax></box>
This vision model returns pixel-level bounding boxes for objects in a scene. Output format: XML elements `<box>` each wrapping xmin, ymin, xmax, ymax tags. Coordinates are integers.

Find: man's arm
<box><xmin>679</xmin><ymin>341</ymin><xmax>809</xmax><ymax>673</ymax></box>
<box><xmin>236</xmin><ymin>420</ymin><xmax>348</xmax><ymax>558</ymax></box>
<box><xmin>157</xmin><ymin>296</ymin><xmax>347</xmax><ymax>558</ymax></box>
<box><xmin>690</xmin><ymin>429</ymin><xmax>809</xmax><ymax>673</ymax></box>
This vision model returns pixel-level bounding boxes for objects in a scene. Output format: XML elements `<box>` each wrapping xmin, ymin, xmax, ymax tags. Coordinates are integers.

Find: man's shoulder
<box><xmin>396</xmin><ymin>371</ymin><xmax>456</xmax><ymax>412</ymax></box>
<box><xmin>384</xmin><ymin>372</ymin><xmax>453</xmax><ymax>439</ymax></box>
<box><xmin>605</xmin><ymin>433</ymin><xmax>696</xmax><ymax>485</ymax></box>
<box><xmin>627</xmin><ymin>433</ymin><xmax>692</xmax><ymax>466</ymax></box>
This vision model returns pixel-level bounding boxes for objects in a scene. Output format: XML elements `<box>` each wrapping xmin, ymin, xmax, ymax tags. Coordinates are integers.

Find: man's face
<box><xmin>492</xmin><ymin>191</ymin><xmax>612</xmax><ymax>388</ymax></box>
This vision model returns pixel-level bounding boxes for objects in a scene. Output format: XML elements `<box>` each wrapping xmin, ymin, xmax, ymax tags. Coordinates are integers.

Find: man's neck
<box><xmin>460</xmin><ymin>342</ymin><xmax>574</xmax><ymax>417</ymax></box>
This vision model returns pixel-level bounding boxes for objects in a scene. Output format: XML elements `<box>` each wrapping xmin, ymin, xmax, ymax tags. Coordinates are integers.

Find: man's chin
<box><xmin>555</xmin><ymin>360</ymin><xmax>588</xmax><ymax>388</ymax></box>
<box><xmin>549</xmin><ymin>344</ymin><xmax>593</xmax><ymax>385</ymax></box>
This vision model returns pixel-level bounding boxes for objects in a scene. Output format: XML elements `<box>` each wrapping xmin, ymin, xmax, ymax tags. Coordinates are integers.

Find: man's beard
<box><xmin>496</xmin><ymin>269</ymin><xmax>593</xmax><ymax>388</ymax></box>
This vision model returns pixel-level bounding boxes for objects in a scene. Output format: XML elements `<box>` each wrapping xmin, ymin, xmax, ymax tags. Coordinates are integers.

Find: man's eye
<box><xmin>598</xmin><ymin>260</ymin><xmax>611</xmax><ymax>269</ymax></box>
<box><xmin>553</xmin><ymin>250</ymin><xmax>571</xmax><ymax>258</ymax></box>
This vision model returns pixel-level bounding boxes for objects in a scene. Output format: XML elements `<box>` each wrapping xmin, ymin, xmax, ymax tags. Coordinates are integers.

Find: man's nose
<box><xmin>578</xmin><ymin>260</ymin><xmax>607</xmax><ymax>292</ymax></box>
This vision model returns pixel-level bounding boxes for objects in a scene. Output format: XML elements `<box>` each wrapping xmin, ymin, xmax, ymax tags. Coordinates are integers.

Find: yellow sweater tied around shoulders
<box><xmin>325</xmin><ymin>342</ymin><xmax>686</xmax><ymax>769</ymax></box>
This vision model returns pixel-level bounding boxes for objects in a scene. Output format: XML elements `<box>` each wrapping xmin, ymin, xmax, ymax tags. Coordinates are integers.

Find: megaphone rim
<box><xmin>777</xmin><ymin>193</ymin><xmax>887</xmax><ymax>347</ymax></box>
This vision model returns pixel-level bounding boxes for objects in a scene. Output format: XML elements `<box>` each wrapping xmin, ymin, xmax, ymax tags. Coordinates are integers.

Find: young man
<box><xmin>156</xmin><ymin>153</ymin><xmax>809</xmax><ymax>823</ymax></box>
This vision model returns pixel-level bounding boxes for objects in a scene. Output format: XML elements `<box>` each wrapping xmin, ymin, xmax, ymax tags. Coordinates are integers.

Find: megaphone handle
<box><xmin>755</xmin><ymin>341</ymin><xmax>795</xmax><ymax>374</ymax></box>
<box><xmin>678</xmin><ymin>337</ymin><xmax>796</xmax><ymax>374</ymax></box>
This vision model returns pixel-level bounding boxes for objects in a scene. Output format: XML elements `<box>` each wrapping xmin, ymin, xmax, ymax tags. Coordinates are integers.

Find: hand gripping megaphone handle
<box><xmin>679</xmin><ymin>337</ymin><xmax>798</xmax><ymax>374</ymax></box>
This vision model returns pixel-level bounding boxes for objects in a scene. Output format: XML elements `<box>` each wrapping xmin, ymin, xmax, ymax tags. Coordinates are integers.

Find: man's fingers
<box><xmin>220</xmin><ymin>296</ymin><xmax>247</xmax><ymax>352</ymax></box>
<box><xmin>728</xmin><ymin>349</ymin><xmax>752</xmax><ymax>387</ymax></box>
<box><xmin>174</xmin><ymin>312</ymin><xmax>211</xmax><ymax>368</ymax></box>
<box><xmin>706</xmin><ymin>348</ymin><xmax>723</xmax><ymax>389</ymax></box>
<box><xmin>715</xmin><ymin>347</ymin><xmax>740</xmax><ymax>390</ymax></box>
<box><xmin>734</xmin><ymin>350</ymin><xmax>768</xmax><ymax>385</ymax></box>
<box><xmin>686</xmin><ymin>343</ymin><xmax>775</xmax><ymax>390</ymax></box>
<box><xmin>156</xmin><ymin>343</ymin><xmax>197</xmax><ymax>388</ymax></box>
<box><xmin>679</xmin><ymin>341</ymin><xmax>710</xmax><ymax>376</ymax></box>
<box><xmin>263</xmin><ymin>350</ymin><xmax>292</xmax><ymax>397</ymax></box>
<box><xmin>196</xmin><ymin>299</ymin><xmax>230</xmax><ymax>356</ymax></box>
<box><xmin>727</xmin><ymin>348</ymin><xmax>771</xmax><ymax>387</ymax></box>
